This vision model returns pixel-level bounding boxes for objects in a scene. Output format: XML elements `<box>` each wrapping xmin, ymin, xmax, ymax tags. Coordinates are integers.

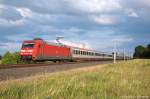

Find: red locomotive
<box><xmin>20</xmin><ymin>38</ymin><xmax>124</xmax><ymax>62</ymax></box>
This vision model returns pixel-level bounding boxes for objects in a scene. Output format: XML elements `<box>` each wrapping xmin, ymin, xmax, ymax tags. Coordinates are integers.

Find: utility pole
<box><xmin>113</xmin><ymin>42</ymin><xmax>116</xmax><ymax>64</ymax></box>
<box><xmin>123</xmin><ymin>49</ymin><xmax>125</xmax><ymax>61</ymax></box>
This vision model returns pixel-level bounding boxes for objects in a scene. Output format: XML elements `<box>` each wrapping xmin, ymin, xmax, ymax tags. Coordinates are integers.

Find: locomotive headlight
<box><xmin>21</xmin><ymin>50</ymin><xmax>26</xmax><ymax>52</ymax></box>
<box><xmin>27</xmin><ymin>50</ymin><xmax>33</xmax><ymax>52</ymax></box>
<box><xmin>21</xmin><ymin>50</ymin><xmax>33</xmax><ymax>53</ymax></box>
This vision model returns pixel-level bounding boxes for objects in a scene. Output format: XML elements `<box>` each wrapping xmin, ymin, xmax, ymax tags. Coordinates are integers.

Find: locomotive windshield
<box><xmin>22</xmin><ymin>43</ymin><xmax>34</xmax><ymax>48</ymax></box>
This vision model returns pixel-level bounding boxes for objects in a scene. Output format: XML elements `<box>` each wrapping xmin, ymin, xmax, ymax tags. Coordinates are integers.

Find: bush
<box><xmin>1</xmin><ymin>51</ymin><xmax>20</xmax><ymax>65</ymax></box>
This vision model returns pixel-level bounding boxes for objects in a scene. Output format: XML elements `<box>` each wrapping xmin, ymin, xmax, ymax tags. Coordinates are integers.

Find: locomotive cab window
<box><xmin>22</xmin><ymin>43</ymin><xmax>34</xmax><ymax>48</ymax></box>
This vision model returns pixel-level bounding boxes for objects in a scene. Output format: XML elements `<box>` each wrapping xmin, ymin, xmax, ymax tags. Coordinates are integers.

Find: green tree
<box><xmin>147</xmin><ymin>44</ymin><xmax>150</xmax><ymax>50</ymax></box>
<box><xmin>2</xmin><ymin>51</ymin><xmax>21</xmax><ymax>64</ymax></box>
<box><xmin>12</xmin><ymin>52</ymin><xmax>21</xmax><ymax>64</ymax></box>
<box><xmin>1</xmin><ymin>51</ymin><xmax>15</xmax><ymax>64</ymax></box>
<box><xmin>133</xmin><ymin>44</ymin><xmax>150</xmax><ymax>59</ymax></box>
<box><xmin>133</xmin><ymin>45</ymin><xmax>145</xmax><ymax>58</ymax></box>
<box><xmin>143</xmin><ymin>44</ymin><xmax>150</xmax><ymax>58</ymax></box>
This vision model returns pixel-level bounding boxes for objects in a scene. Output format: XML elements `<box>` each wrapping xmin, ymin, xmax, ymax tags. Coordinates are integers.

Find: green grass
<box><xmin>0</xmin><ymin>59</ymin><xmax>150</xmax><ymax>99</ymax></box>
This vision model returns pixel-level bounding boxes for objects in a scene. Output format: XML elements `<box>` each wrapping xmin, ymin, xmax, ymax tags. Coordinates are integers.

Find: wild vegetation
<box><xmin>1</xmin><ymin>51</ymin><xmax>21</xmax><ymax>65</ymax></box>
<box><xmin>0</xmin><ymin>59</ymin><xmax>149</xmax><ymax>99</ymax></box>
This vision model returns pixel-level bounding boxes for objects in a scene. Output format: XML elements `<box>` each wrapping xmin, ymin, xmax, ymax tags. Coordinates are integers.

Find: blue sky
<box><xmin>0</xmin><ymin>0</ymin><xmax>150</xmax><ymax>55</ymax></box>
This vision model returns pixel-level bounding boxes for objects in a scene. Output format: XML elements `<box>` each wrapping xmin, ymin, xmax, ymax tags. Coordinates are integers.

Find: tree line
<box><xmin>133</xmin><ymin>44</ymin><xmax>150</xmax><ymax>59</ymax></box>
<box><xmin>0</xmin><ymin>51</ymin><xmax>21</xmax><ymax>64</ymax></box>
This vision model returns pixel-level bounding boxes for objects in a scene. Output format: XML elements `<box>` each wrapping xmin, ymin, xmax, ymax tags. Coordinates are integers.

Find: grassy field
<box><xmin>0</xmin><ymin>59</ymin><xmax>150</xmax><ymax>99</ymax></box>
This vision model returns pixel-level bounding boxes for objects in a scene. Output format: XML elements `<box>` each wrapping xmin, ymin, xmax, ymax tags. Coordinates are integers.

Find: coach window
<box><xmin>75</xmin><ymin>50</ymin><xmax>77</xmax><ymax>54</ymax></box>
<box><xmin>74</xmin><ymin>50</ymin><xmax>76</xmax><ymax>54</ymax></box>
<box><xmin>96</xmin><ymin>53</ymin><xmax>98</xmax><ymax>56</ymax></box>
<box><xmin>92</xmin><ymin>52</ymin><xmax>94</xmax><ymax>56</ymax></box>
<box><xmin>95</xmin><ymin>53</ymin><xmax>97</xmax><ymax>56</ymax></box>
<box><xmin>88</xmin><ymin>52</ymin><xmax>90</xmax><ymax>55</ymax></box>
<box><xmin>76</xmin><ymin>50</ymin><xmax>78</xmax><ymax>54</ymax></box>
<box><xmin>76</xmin><ymin>50</ymin><xmax>79</xmax><ymax>55</ymax></box>
<box><xmin>97</xmin><ymin>53</ymin><xmax>99</xmax><ymax>56</ymax></box>
<box><xmin>73</xmin><ymin>50</ymin><xmax>75</xmax><ymax>54</ymax></box>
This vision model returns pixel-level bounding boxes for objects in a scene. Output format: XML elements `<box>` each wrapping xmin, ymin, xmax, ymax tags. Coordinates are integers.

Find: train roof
<box><xmin>23</xmin><ymin>38</ymin><xmax>113</xmax><ymax>55</ymax></box>
<box><xmin>45</xmin><ymin>41</ymin><xmax>112</xmax><ymax>54</ymax></box>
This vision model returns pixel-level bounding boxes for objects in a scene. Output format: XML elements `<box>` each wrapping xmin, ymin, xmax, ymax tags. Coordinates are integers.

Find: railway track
<box><xmin>0</xmin><ymin>61</ymin><xmax>112</xmax><ymax>81</ymax></box>
<box><xmin>0</xmin><ymin>61</ymin><xmax>86</xmax><ymax>69</ymax></box>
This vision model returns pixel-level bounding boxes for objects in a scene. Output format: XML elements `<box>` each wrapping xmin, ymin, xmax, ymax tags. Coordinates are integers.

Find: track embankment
<box><xmin>0</xmin><ymin>61</ymin><xmax>112</xmax><ymax>81</ymax></box>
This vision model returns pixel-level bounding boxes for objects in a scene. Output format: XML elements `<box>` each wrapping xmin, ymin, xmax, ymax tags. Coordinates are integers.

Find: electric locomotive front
<box><xmin>20</xmin><ymin>40</ymin><xmax>35</xmax><ymax>61</ymax></box>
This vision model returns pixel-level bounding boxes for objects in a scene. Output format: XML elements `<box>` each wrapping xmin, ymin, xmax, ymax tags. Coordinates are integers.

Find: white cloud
<box><xmin>138</xmin><ymin>0</ymin><xmax>150</xmax><ymax>8</ymax></box>
<box><xmin>0</xmin><ymin>4</ymin><xmax>5</xmax><ymax>9</ymax></box>
<box><xmin>90</xmin><ymin>15</ymin><xmax>115</xmax><ymax>25</ymax></box>
<box><xmin>68</xmin><ymin>0</ymin><xmax>122</xmax><ymax>13</ymax></box>
<box><xmin>16</xmin><ymin>8</ymin><xmax>32</xmax><ymax>18</ymax></box>
<box><xmin>0</xmin><ymin>4</ymin><xmax>22</xmax><ymax>21</ymax></box>
<box><xmin>128</xmin><ymin>12</ymin><xmax>138</xmax><ymax>18</ymax></box>
<box><xmin>61</xmin><ymin>40</ymin><xmax>91</xmax><ymax>49</ymax></box>
<box><xmin>0</xmin><ymin>18</ymin><xmax>25</xmax><ymax>27</ymax></box>
<box><xmin>126</xmin><ymin>9</ymin><xmax>139</xmax><ymax>18</ymax></box>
